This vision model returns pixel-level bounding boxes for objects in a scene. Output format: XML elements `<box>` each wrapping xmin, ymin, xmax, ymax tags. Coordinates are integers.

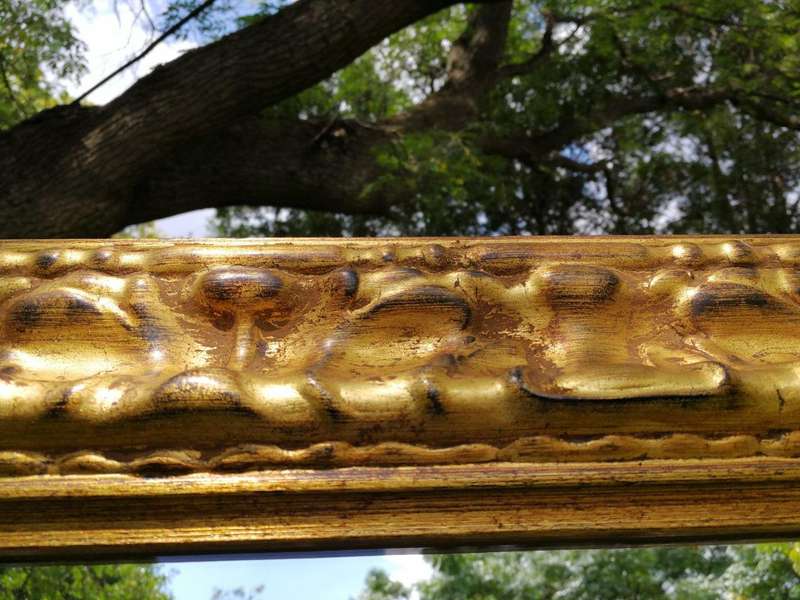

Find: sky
<box><xmin>63</xmin><ymin>2</ymin><xmax>432</xmax><ymax>597</ymax></box>
<box><xmin>160</xmin><ymin>553</ymin><xmax>433</xmax><ymax>600</ymax></box>
<box><xmin>64</xmin><ymin>0</ymin><xmax>216</xmax><ymax>237</ymax></box>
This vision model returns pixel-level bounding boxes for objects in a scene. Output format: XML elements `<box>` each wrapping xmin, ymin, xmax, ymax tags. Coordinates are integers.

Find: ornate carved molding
<box><xmin>4</xmin><ymin>237</ymin><xmax>800</xmax><ymax>557</ymax></box>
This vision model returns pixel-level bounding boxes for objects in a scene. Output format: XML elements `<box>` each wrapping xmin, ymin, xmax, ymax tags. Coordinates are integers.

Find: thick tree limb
<box><xmin>0</xmin><ymin>0</ymin><xmax>500</xmax><ymax>237</ymax></box>
<box><xmin>39</xmin><ymin>83</ymin><xmax>781</xmax><ymax>237</ymax></box>
<box><xmin>0</xmin><ymin>0</ymin><xmax>793</xmax><ymax>239</ymax></box>
<box><xmin>445</xmin><ymin>1</ymin><xmax>513</xmax><ymax>87</ymax></box>
<box><xmin>395</xmin><ymin>1</ymin><xmax>513</xmax><ymax>131</ymax></box>
<box><xmin>124</xmin><ymin>115</ymin><xmax>396</xmax><ymax>225</ymax></box>
<box><xmin>124</xmin><ymin>85</ymin><xmax>741</xmax><ymax>227</ymax></box>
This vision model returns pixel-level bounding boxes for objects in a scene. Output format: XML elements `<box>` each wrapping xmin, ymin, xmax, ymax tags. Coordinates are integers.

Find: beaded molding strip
<box><xmin>5</xmin><ymin>432</ymin><xmax>800</xmax><ymax>477</ymax></box>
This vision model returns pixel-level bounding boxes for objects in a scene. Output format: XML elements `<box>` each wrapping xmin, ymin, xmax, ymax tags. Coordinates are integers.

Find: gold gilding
<box><xmin>2</xmin><ymin>237</ymin><xmax>800</xmax><ymax>471</ymax></box>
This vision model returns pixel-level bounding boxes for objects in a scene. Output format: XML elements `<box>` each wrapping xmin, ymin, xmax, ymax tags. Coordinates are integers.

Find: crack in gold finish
<box><xmin>2</xmin><ymin>238</ymin><xmax>800</xmax><ymax>471</ymax></box>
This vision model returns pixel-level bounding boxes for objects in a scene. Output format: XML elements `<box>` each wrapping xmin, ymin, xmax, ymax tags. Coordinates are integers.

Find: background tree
<box><xmin>356</xmin><ymin>544</ymin><xmax>800</xmax><ymax>600</ymax></box>
<box><xmin>0</xmin><ymin>0</ymin><xmax>799</xmax><ymax>237</ymax></box>
<box><xmin>210</xmin><ymin>584</ymin><xmax>266</xmax><ymax>600</ymax></box>
<box><xmin>0</xmin><ymin>564</ymin><xmax>171</xmax><ymax>600</ymax></box>
<box><xmin>355</xmin><ymin>570</ymin><xmax>412</xmax><ymax>600</ymax></box>
<box><xmin>0</xmin><ymin>0</ymin><xmax>85</xmax><ymax>129</ymax></box>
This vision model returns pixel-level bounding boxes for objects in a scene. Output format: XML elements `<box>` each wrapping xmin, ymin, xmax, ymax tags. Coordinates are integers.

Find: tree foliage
<box><xmin>1</xmin><ymin>0</ymin><xmax>799</xmax><ymax>237</ymax></box>
<box><xmin>211</xmin><ymin>0</ymin><xmax>800</xmax><ymax>238</ymax></box>
<box><xmin>0</xmin><ymin>0</ymin><xmax>85</xmax><ymax>128</ymax></box>
<box><xmin>357</xmin><ymin>545</ymin><xmax>800</xmax><ymax>600</ymax></box>
<box><xmin>354</xmin><ymin>569</ymin><xmax>412</xmax><ymax>600</ymax></box>
<box><xmin>0</xmin><ymin>564</ymin><xmax>172</xmax><ymax>600</ymax></box>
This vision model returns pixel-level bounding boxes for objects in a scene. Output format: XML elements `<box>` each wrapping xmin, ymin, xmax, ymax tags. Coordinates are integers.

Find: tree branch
<box><xmin>543</xmin><ymin>154</ymin><xmax>606</xmax><ymax>174</ymax></box>
<box><xmin>396</xmin><ymin>1</ymin><xmax>512</xmax><ymax>131</ymax></box>
<box><xmin>0</xmin><ymin>0</ymin><xmax>794</xmax><ymax>239</ymax></box>
<box><xmin>445</xmin><ymin>1</ymin><xmax>513</xmax><ymax>87</ymax></box>
<box><xmin>733</xmin><ymin>98</ymin><xmax>800</xmax><ymax>131</ymax></box>
<box><xmin>72</xmin><ymin>0</ymin><xmax>218</xmax><ymax>104</ymax></box>
<box><xmin>479</xmin><ymin>87</ymin><xmax>736</xmax><ymax>167</ymax></box>
<box><xmin>498</xmin><ymin>10</ymin><xmax>556</xmax><ymax>78</ymax></box>
<box><xmin>0</xmin><ymin>0</ymin><xmax>497</xmax><ymax>237</ymax></box>
<box><xmin>126</xmin><ymin>116</ymin><xmax>395</xmax><ymax>226</ymax></box>
<box><xmin>0</xmin><ymin>56</ymin><xmax>28</xmax><ymax>119</ymax></box>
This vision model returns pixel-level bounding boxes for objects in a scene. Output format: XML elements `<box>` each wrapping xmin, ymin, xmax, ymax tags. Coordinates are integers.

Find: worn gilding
<box><xmin>0</xmin><ymin>237</ymin><xmax>799</xmax><ymax>473</ymax></box>
<box><xmin>5</xmin><ymin>237</ymin><xmax>800</xmax><ymax>556</ymax></box>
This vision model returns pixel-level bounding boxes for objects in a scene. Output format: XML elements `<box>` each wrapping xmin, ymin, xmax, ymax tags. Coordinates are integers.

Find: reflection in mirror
<box><xmin>3</xmin><ymin>545</ymin><xmax>800</xmax><ymax>599</ymax></box>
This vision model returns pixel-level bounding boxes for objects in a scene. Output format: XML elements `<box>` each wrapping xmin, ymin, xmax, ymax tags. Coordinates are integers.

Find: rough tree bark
<box><xmin>0</xmin><ymin>0</ymin><xmax>775</xmax><ymax>237</ymax></box>
<box><xmin>0</xmin><ymin>0</ymin><xmax>500</xmax><ymax>237</ymax></box>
